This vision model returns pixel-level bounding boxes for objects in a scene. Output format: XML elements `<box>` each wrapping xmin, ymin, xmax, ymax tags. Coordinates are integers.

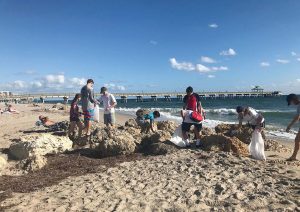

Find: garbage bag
<box><xmin>170</xmin><ymin>125</ymin><xmax>186</xmax><ymax>147</ymax></box>
<box><xmin>94</xmin><ymin>105</ymin><xmax>100</xmax><ymax>123</ymax></box>
<box><xmin>249</xmin><ymin>130</ymin><xmax>266</xmax><ymax>160</ymax></box>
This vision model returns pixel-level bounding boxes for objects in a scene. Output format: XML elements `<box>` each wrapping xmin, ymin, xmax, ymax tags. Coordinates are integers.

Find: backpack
<box><xmin>190</xmin><ymin>111</ymin><xmax>203</xmax><ymax>122</ymax></box>
<box><xmin>136</xmin><ymin>109</ymin><xmax>150</xmax><ymax>118</ymax></box>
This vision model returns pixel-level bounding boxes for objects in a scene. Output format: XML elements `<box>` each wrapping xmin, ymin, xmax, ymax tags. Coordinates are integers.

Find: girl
<box><xmin>68</xmin><ymin>93</ymin><xmax>84</xmax><ymax>137</ymax></box>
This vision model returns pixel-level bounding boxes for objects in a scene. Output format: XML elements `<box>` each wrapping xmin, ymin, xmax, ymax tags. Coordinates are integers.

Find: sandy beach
<box><xmin>0</xmin><ymin>103</ymin><xmax>299</xmax><ymax>211</ymax></box>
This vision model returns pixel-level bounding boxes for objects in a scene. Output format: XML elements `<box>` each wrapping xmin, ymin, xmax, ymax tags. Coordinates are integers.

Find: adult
<box><xmin>81</xmin><ymin>79</ymin><xmax>98</xmax><ymax>136</ymax></box>
<box><xmin>286</xmin><ymin>94</ymin><xmax>300</xmax><ymax>161</ymax></box>
<box><xmin>183</xmin><ymin>86</ymin><xmax>204</xmax><ymax>147</ymax></box>
<box><xmin>236</xmin><ymin>106</ymin><xmax>265</xmax><ymax>130</ymax></box>
<box><xmin>98</xmin><ymin>87</ymin><xmax>117</xmax><ymax>127</ymax></box>
<box><xmin>7</xmin><ymin>105</ymin><xmax>20</xmax><ymax>114</ymax></box>
<box><xmin>181</xmin><ymin>110</ymin><xmax>203</xmax><ymax>147</ymax></box>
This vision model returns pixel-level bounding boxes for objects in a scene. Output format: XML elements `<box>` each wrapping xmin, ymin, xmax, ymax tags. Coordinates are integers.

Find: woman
<box><xmin>38</xmin><ymin>115</ymin><xmax>56</xmax><ymax>127</ymax></box>
<box><xmin>68</xmin><ymin>93</ymin><xmax>84</xmax><ymax>137</ymax></box>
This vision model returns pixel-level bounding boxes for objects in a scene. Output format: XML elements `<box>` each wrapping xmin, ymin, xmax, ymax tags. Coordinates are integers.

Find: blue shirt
<box><xmin>144</xmin><ymin>112</ymin><xmax>154</xmax><ymax>120</ymax></box>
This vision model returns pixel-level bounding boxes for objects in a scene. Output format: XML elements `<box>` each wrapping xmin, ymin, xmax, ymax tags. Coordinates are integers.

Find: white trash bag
<box><xmin>170</xmin><ymin>125</ymin><xmax>186</xmax><ymax>148</ymax></box>
<box><xmin>249</xmin><ymin>129</ymin><xmax>266</xmax><ymax>160</ymax></box>
<box><xmin>94</xmin><ymin>105</ymin><xmax>100</xmax><ymax>123</ymax></box>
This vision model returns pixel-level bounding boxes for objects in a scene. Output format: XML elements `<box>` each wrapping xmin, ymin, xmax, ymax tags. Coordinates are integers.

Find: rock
<box><xmin>141</xmin><ymin>130</ymin><xmax>172</xmax><ymax>146</ymax></box>
<box><xmin>9</xmin><ymin>134</ymin><xmax>73</xmax><ymax>160</ymax></box>
<box><xmin>201</xmin><ymin>127</ymin><xmax>214</xmax><ymax>136</ymax></box>
<box><xmin>201</xmin><ymin>134</ymin><xmax>249</xmax><ymax>156</ymax></box>
<box><xmin>97</xmin><ymin>130</ymin><xmax>136</xmax><ymax>157</ymax></box>
<box><xmin>125</xmin><ymin>119</ymin><xmax>138</xmax><ymax>128</ymax></box>
<box><xmin>142</xmin><ymin>141</ymin><xmax>178</xmax><ymax>155</ymax></box>
<box><xmin>18</xmin><ymin>155</ymin><xmax>47</xmax><ymax>172</ymax></box>
<box><xmin>0</xmin><ymin>154</ymin><xmax>8</xmax><ymax>171</ymax></box>
<box><xmin>157</xmin><ymin>121</ymin><xmax>178</xmax><ymax>134</ymax></box>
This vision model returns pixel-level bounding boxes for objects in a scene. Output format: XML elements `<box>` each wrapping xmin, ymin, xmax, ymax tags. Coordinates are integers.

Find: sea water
<box><xmin>42</xmin><ymin>95</ymin><xmax>298</xmax><ymax>140</ymax></box>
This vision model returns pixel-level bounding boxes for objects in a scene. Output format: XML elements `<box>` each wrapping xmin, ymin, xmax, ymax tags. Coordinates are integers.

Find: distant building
<box><xmin>251</xmin><ymin>86</ymin><xmax>264</xmax><ymax>93</ymax></box>
<box><xmin>0</xmin><ymin>91</ymin><xmax>13</xmax><ymax>97</ymax></box>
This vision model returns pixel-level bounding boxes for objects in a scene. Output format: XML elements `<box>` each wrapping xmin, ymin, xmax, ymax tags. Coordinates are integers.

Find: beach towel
<box><xmin>170</xmin><ymin>125</ymin><xmax>186</xmax><ymax>147</ymax></box>
<box><xmin>249</xmin><ymin>129</ymin><xmax>266</xmax><ymax>160</ymax></box>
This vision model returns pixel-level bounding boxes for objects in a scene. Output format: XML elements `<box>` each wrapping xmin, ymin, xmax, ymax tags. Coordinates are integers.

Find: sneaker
<box><xmin>185</xmin><ymin>139</ymin><xmax>191</xmax><ymax>148</ymax></box>
<box><xmin>196</xmin><ymin>139</ymin><xmax>201</xmax><ymax>148</ymax></box>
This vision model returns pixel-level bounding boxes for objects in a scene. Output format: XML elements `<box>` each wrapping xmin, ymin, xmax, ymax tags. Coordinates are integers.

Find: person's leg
<box><xmin>110</xmin><ymin>113</ymin><xmax>116</xmax><ymax>127</ymax></box>
<box><xmin>76</xmin><ymin>121</ymin><xmax>84</xmax><ymax>137</ymax></box>
<box><xmin>288</xmin><ymin>130</ymin><xmax>300</xmax><ymax>160</ymax></box>
<box><xmin>182</xmin><ymin>123</ymin><xmax>191</xmax><ymax>147</ymax></box>
<box><xmin>104</xmin><ymin>114</ymin><xmax>109</xmax><ymax>127</ymax></box>
<box><xmin>194</xmin><ymin>123</ymin><xmax>202</xmax><ymax>147</ymax></box>
<box><xmin>68</xmin><ymin>121</ymin><xmax>76</xmax><ymax>137</ymax></box>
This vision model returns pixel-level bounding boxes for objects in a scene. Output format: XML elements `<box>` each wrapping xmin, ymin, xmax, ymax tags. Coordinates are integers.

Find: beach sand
<box><xmin>0</xmin><ymin>103</ymin><xmax>299</xmax><ymax>211</ymax></box>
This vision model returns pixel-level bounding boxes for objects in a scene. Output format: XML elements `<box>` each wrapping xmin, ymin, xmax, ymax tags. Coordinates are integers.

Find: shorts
<box><xmin>182</xmin><ymin>122</ymin><xmax>202</xmax><ymax>132</ymax></box>
<box><xmin>83</xmin><ymin>109</ymin><xmax>94</xmax><ymax>121</ymax></box>
<box><xmin>104</xmin><ymin>113</ymin><xmax>115</xmax><ymax>125</ymax></box>
<box><xmin>249</xmin><ymin>121</ymin><xmax>265</xmax><ymax>130</ymax></box>
<box><xmin>70</xmin><ymin>117</ymin><xmax>80</xmax><ymax>122</ymax></box>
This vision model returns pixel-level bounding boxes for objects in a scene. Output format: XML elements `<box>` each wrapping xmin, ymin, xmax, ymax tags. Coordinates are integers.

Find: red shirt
<box><xmin>183</xmin><ymin>93</ymin><xmax>200</xmax><ymax>111</ymax></box>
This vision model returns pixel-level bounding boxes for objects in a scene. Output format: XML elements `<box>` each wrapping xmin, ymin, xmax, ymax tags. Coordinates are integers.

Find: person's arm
<box><xmin>286</xmin><ymin>114</ymin><xmax>300</xmax><ymax>132</ymax></box>
<box><xmin>150</xmin><ymin>119</ymin><xmax>155</xmax><ymax>132</ymax></box>
<box><xmin>181</xmin><ymin>110</ymin><xmax>186</xmax><ymax>121</ymax></box>
<box><xmin>197</xmin><ymin>101</ymin><xmax>202</xmax><ymax>114</ymax></box>
<box><xmin>183</xmin><ymin>96</ymin><xmax>187</xmax><ymax>110</ymax></box>
<box><xmin>256</xmin><ymin>114</ymin><xmax>264</xmax><ymax>125</ymax></box>
<box><xmin>238</xmin><ymin>113</ymin><xmax>243</xmax><ymax>129</ymax></box>
<box><xmin>109</xmin><ymin>95</ymin><xmax>117</xmax><ymax>109</ymax></box>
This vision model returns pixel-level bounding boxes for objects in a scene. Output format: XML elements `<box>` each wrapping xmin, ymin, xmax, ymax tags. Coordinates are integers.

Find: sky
<box><xmin>0</xmin><ymin>0</ymin><xmax>300</xmax><ymax>94</ymax></box>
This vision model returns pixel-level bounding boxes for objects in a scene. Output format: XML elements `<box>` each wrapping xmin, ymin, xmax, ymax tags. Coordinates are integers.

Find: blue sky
<box><xmin>0</xmin><ymin>0</ymin><xmax>300</xmax><ymax>94</ymax></box>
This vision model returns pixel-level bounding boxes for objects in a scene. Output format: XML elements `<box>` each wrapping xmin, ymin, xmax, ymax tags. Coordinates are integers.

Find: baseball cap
<box><xmin>286</xmin><ymin>93</ymin><xmax>298</xmax><ymax>106</ymax></box>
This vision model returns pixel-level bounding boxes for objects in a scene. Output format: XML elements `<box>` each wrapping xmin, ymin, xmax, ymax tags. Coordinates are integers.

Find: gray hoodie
<box><xmin>80</xmin><ymin>85</ymin><xmax>96</xmax><ymax>111</ymax></box>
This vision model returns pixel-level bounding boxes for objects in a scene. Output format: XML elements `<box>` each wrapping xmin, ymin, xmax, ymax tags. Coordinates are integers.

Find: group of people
<box><xmin>41</xmin><ymin>78</ymin><xmax>298</xmax><ymax>161</ymax></box>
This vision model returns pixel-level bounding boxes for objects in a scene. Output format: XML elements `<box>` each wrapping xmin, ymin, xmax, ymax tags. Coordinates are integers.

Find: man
<box><xmin>183</xmin><ymin>86</ymin><xmax>204</xmax><ymax>147</ymax></box>
<box><xmin>81</xmin><ymin>79</ymin><xmax>98</xmax><ymax>136</ymax></box>
<box><xmin>236</xmin><ymin>106</ymin><xmax>265</xmax><ymax>130</ymax></box>
<box><xmin>135</xmin><ymin>109</ymin><xmax>160</xmax><ymax>133</ymax></box>
<box><xmin>286</xmin><ymin>94</ymin><xmax>300</xmax><ymax>161</ymax></box>
<box><xmin>98</xmin><ymin>87</ymin><xmax>117</xmax><ymax>127</ymax></box>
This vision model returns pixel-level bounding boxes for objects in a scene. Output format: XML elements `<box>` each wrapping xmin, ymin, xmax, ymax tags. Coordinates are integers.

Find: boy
<box><xmin>136</xmin><ymin>109</ymin><xmax>160</xmax><ymax>133</ymax></box>
<box><xmin>236</xmin><ymin>106</ymin><xmax>265</xmax><ymax>130</ymax></box>
<box><xmin>286</xmin><ymin>94</ymin><xmax>300</xmax><ymax>161</ymax></box>
<box><xmin>98</xmin><ymin>87</ymin><xmax>117</xmax><ymax>127</ymax></box>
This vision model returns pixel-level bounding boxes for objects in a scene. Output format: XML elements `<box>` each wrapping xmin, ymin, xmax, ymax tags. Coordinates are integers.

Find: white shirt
<box><xmin>182</xmin><ymin>110</ymin><xmax>202</xmax><ymax>124</ymax></box>
<box><xmin>242</xmin><ymin>107</ymin><xmax>264</xmax><ymax>125</ymax></box>
<box><xmin>98</xmin><ymin>93</ymin><xmax>117</xmax><ymax>114</ymax></box>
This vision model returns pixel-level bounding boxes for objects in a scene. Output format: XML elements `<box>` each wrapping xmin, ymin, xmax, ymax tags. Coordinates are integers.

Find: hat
<box><xmin>286</xmin><ymin>93</ymin><xmax>298</xmax><ymax>106</ymax></box>
<box><xmin>100</xmin><ymin>87</ymin><xmax>108</xmax><ymax>94</ymax></box>
<box><xmin>236</xmin><ymin>106</ymin><xmax>244</xmax><ymax>113</ymax></box>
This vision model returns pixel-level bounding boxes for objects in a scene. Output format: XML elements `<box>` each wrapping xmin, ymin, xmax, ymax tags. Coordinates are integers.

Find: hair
<box><xmin>101</xmin><ymin>86</ymin><xmax>108</xmax><ymax>93</ymax></box>
<box><xmin>87</xmin><ymin>79</ymin><xmax>94</xmax><ymax>84</ymax></box>
<box><xmin>186</xmin><ymin>86</ymin><xmax>193</xmax><ymax>93</ymax></box>
<box><xmin>72</xmin><ymin>93</ymin><xmax>81</xmax><ymax>104</ymax></box>
<box><xmin>153</xmin><ymin>111</ymin><xmax>160</xmax><ymax>118</ymax></box>
<box><xmin>236</xmin><ymin>106</ymin><xmax>244</xmax><ymax>113</ymax></box>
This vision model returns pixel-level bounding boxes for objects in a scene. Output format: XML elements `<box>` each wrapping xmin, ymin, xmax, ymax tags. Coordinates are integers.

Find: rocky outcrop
<box><xmin>0</xmin><ymin>154</ymin><xmax>8</xmax><ymax>172</ymax></box>
<box><xmin>201</xmin><ymin>134</ymin><xmax>249</xmax><ymax>156</ymax></box>
<box><xmin>125</xmin><ymin>119</ymin><xmax>138</xmax><ymax>128</ymax></box>
<box><xmin>18</xmin><ymin>155</ymin><xmax>47</xmax><ymax>172</ymax></box>
<box><xmin>9</xmin><ymin>134</ymin><xmax>73</xmax><ymax>160</ymax></box>
<box><xmin>157</xmin><ymin>121</ymin><xmax>178</xmax><ymax>134</ymax></box>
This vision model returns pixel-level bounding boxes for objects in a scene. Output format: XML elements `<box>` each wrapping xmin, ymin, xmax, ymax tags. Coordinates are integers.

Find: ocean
<box><xmin>41</xmin><ymin>95</ymin><xmax>299</xmax><ymax>140</ymax></box>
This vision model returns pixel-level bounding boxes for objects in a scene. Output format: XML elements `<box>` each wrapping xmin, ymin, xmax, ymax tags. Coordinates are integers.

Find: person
<box><xmin>181</xmin><ymin>109</ymin><xmax>203</xmax><ymax>147</ymax></box>
<box><xmin>68</xmin><ymin>93</ymin><xmax>84</xmax><ymax>137</ymax></box>
<box><xmin>136</xmin><ymin>109</ymin><xmax>160</xmax><ymax>133</ymax></box>
<box><xmin>286</xmin><ymin>94</ymin><xmax>300</xmax><ymax>161</ymax></box>
<box><xmin>38</xmin><ymin>115</ymin><xmax>56</xmax><ymax>127</ymax></box>
<box><xmin>183</xmin><ymin>86</ymin><xmax>204</xmax><ymax>147</ymax></box>
<box><xmin>236</xmin><ymin>106</ymin><xmax>265</xmax><ymax>130</ymax></box>
<box><xmin>98</xmin><ymin>87</ymin><xmax>117</xmax><ymax>127</ymax></box>
<box><xmin>81</xmin><ymin>79</ymin><xmax>98</xmax><ymax>136</ymax></box>
<box><xmin>0</xmin><ymin>108</ymin><xmax>3</xmax><ymax>114</ymax></box>
<box><xmin>7</xmin><ymin>105</ymin><xmax>20</xmax><ymax>114</ymax></box>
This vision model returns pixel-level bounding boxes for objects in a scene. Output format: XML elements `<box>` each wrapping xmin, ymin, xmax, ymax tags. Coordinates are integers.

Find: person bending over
<box><xmin>136</xmin><ymin>109</ymin><xmax>160</xmax><ymax>133</ymax></box>
<box><xmin>236</xmin><ymin>106</ymin><xmax>265</xmax><ymax>131</ymax></box>
<box><xmin>286</xmin><ymin>94</ymin><xmax>300</xmax><ymax>161</ymax></box>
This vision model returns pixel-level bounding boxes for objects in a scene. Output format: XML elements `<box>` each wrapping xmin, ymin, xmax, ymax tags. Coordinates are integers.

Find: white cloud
<box><xmin>291</xmin><ymin>51</ymin><xmax>297</xmax><ymax>56</ymax></box>
<box><xmin>169</xmin><ymin>58</ymin><xmax>195</xmax><ymax>71</ymax></box>
<box><xmin>276</xmin><ymin>59</ymin><xmax>290</xmax><ymax>64</ymax></box>
<box><xmin>68</xmin><ymin>77</ymin><xmax>86</xmax><ymax>87</ymax></box>
<box><xmin>208</xmin><ymin>23</ymin><xmax>218</xmax><ymax>28</ymax></box>
<box><xmin>297</xmin><ymin>79</ymin><xmax>300</xmax><ymax>82</ymax></box>
<box><xmin>30</xmin><ymin>81</ymin><xmax>43</xmax><ymax>88</ymax></box>
<box><xmin>104</xmin><ymin>83</ymin><xmax>126</xmax><ymax>91</ymax></box>
<box><xmin>195</xmin><ymin>64</ymin><xmax>211</xmax><ymax>73</ymax></box>
<box><xmin>150</xmin><ymin>40</ymin><xmax>158</xmax><ymax>45</ymax></box>
<box><xmin>260</xmin><ymin>62</ymin><xmax>270</xmax><ymax>67</ymax></box>
<box><xmin>208</xmin><ymin>75</ymin><xmax>215</xmax><ymax>78</ymax></box>
<box><xmin>201</xmin><ymin>56</ymin><xmax>216</xmax><ymax>63</ymax></box>
<box><xmin>297</xmin><ymin>58</ymin><xmax>300</xmax><ymax>62</ymax></box>
<box><xmin>211</xmin><ymin>66</ymin><xmax>228</xmax><ymax>71</ymax></box>
<box><xmin>44</xmin><ymin>74</ymin><xmax>65</xmax><ymax>84</ymax></box>
<box><xmin>220</xmin><ymin>48</ymin><xmax>236</xmax><ymax>56</ymax></box>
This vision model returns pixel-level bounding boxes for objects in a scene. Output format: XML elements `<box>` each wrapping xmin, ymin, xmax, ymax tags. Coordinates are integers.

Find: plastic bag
<box><xmin>94</xmin><ymin>105</ymin><xmax>100</xmax><ymax>123</ymax></box>
<box><xmin>170</xmin><ymin>125</ymin><xmax>186</xmax><ymax>147</ymax></box>
<box><xmin>249</xmin><ymin>130</ymin><xmax>266</xmax><ymax>160</ymax></box>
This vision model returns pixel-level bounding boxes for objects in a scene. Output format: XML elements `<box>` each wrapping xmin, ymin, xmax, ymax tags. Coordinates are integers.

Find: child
<box><xmin>136</xmin><ymin>109</ymin><xmax>160</xmax><ymax>133</ymax></box>
<box><xmin>236</xmin><ymin>106</ymin><xmax>265</xmax><ymax>130</ymax></box>
<box><xmin>69</xmin><ymin>93</ymin><xmax>84</xmax><ymax>137</ymax></box>
<box><xmin>98</xmin><ymin>87</ymin><xmax>117</xmax><ymax>127</ymax></box>
<box><xmin>286</xmin><ymin>94</ymin><xmax>300</xmax><ymax>161</ymax></box>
